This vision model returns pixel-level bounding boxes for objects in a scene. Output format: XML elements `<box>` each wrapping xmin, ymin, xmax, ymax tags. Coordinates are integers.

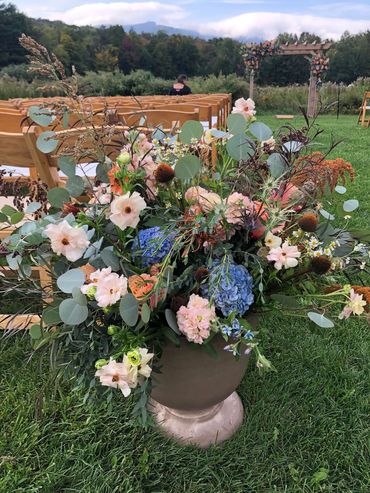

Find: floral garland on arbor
<box><xmin>240</xmin><ymin>40</ymin><xmax>278</xmax><ymax>72</ymax></box>
<box><xmin>310</xmin><ymin>54</ymin><xmax>330</xmax><ymax>81</ymax></box>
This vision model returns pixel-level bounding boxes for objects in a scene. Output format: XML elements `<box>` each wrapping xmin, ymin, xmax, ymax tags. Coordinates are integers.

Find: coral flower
<box><xmin>129</xmin><ymin>274</ymin><xmax>157</xmax><ymax>300</ymax></box>
<box><xmin>108</xmin><ymin>166</ymin><xmax>123</xmax><ymax>194</ymax></box>
<box><xmin>109</xmin><ymin>191</ymin><xmax>146</xmax><ymax>230</ymax></box>
<box><xmin>198</xmin><ymin>191</ymin><xmax>222</xmax><ymax>212</ymax></box>
<box><xmin>184</xmin><ymin>186</ymin><xmax>208</xmax><ymax>203</ymax></box>
<box><xmin>225</xmin><ymin>192</ymin><xmax>253</xmax><ymax>225</ymax></box>
<box><xmin>45</xmin><ymin>220</ymin><xmax>90</xmax><ymax>262</ymax></box>
<box><xmin>267</xmin><ymin>242</ymin><xmax>301</xmax><ymax>270</ymax></box>
<box><xmin>231</xmin><ymin>97</ymin><xmax>256</xmax><ymax>120</ymax></box>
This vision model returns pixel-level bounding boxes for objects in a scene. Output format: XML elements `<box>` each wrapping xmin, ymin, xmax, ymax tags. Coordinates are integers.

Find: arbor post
<box><xmin>307</xmin><ymin>71</ymin><xmax>318</xmax><ymax>118</ymax></box>
<box><xmin>249</xmin><ymin>70</ymin><xmax>254</xmax><ymax>99</ymax></box>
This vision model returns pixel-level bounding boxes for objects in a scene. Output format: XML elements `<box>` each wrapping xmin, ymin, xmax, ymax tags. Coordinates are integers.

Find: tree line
<box><xmin>0</xmin><ymin>3</ymin><xmax>369</xmax><ymax>85</ymax></box>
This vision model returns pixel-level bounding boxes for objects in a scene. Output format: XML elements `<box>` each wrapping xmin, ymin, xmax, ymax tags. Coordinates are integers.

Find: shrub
<box><xmin>0</xmin><ymin>70</ymin><xmax>367</xmax><ymax>113</ymax></box>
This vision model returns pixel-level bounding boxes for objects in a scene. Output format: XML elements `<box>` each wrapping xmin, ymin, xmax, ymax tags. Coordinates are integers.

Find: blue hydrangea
<box><xmin>132</xmin><ymin>226</ymin><xmax>175</xmax><ymax>267</ymax></box>
<box><xmin>201</xmin><ymin>260</ymin><xmax>254</xmax><ymax>316</ymax></box>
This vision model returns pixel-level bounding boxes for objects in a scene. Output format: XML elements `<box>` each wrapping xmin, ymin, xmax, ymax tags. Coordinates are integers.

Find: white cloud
<box><xmin>27</xmin><ymin>2</ymin><xmax>188</xmax><ymax>26</ymax></box>
<box><xmin>198</xmin><ymin>11</ymin><xmax>370</xmax><ymax>39</ymax></box>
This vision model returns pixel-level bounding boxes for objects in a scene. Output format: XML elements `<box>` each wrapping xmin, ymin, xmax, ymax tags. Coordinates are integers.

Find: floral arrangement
<box><xmin>241</xmin><ymin>40</ymin><xmax>278</xmax><ymax>72</ymax></box>
<box><xmin>1</xmin><ymin>37</ymin><xmax>369</xmax><ymax>424</ymax></box>
<box><xmin>310</xmin><ymin>54</ymin><xmax>330</xmax><ymax>81</ymax></box>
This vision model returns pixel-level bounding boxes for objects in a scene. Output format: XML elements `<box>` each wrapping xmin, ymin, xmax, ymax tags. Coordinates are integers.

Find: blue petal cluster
<box><xmin>201</xmin><ymin>260</ymin><xmax>254</xmax><ymax>316</ymax></box>
<box><xmin>132</xmin><ymin>226</ymin><xmax>175</xmax><ymax>267</ymax></box>
<box><xmin>221</xmin><ymin>319</ymin><xmax>255</xmax><ymax>340</ymax></box>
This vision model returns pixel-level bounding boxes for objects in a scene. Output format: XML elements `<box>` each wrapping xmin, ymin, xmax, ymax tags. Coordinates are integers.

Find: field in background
<box><xmin>0</xmin><ymin>70</ymin><xmax>368</xmax><ymax>114</ymax></box>
<box><xmin>0</xmin><ymin>115</ymin><xmax>369</xmax><ymax>493</ymax></box>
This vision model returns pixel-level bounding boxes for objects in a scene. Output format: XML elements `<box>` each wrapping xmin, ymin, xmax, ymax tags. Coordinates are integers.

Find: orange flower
<box><xmin>108</xmin><ymin>166</ymin><xmax>123</xmax><ymax>194</ymax></box>
<box><xmin>128</xmin><ymin>274</ymin><xmax>157</xmax><ymax>300</ymax></box>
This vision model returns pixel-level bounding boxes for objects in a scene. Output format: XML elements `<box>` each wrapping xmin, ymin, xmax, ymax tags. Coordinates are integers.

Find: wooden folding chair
<box><xmin>358</xmin><ymin>91</ymin><xmax>370</xmax><ymax>127</ymax></box>
<box><xmin>118</xmin><ymin>109</ymin><xmax>200</xmax><ymax>130</ymax></box>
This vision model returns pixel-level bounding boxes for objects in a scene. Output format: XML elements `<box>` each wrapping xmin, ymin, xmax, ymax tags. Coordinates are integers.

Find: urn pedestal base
<box><xmin>149</xmin><ymin>391</ymin><xmax>244</xmax><ymax>448</ymax></box>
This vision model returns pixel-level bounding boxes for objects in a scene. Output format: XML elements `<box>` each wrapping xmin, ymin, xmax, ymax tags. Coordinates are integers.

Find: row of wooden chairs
<box><xmin>3</xmin><ymin>93</ymin><xmax>231</xmax><ymax>131</ymax></box>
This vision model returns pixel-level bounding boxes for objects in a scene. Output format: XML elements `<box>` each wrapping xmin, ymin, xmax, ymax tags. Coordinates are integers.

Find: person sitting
<box><xmin>169</xmin><ymin>74</ymin><xmax>192</xmax><ymax>96</ymax></box>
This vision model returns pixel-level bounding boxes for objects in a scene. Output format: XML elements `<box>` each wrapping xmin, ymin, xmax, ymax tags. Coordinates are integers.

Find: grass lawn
<box><xmin>1</xmin><ymin>115</ymin><xmax>369</xmax><ymax>493</ymax></box>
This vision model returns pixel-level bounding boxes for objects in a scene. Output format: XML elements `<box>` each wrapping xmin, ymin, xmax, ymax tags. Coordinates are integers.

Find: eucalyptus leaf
<box><xmin>59</xmin><ymin>298</ymin><xmax>89</xmax><ymax>325</ymax></box>
<box><xmin>6</xmin><ymin>254</ymin><xmax>21</xmax><ymax>270</ymax></box>
<box><xmin>210</xmin><ymin>129</ymin><xmax>229</xmax><ymax>138</ymax></box>
<box><xmin>101</xmin><ymin>247</ymin><xmax>121</xmax><ymax>271</ymax></box>
<box><xmin>165</xmin><ymin>308</ymin><xmax>181</xmax><ymax>334</ymax></box>
<box><xmin>62</xmin><ymin>111</ymin><xmax>69</xmax><ymax>128</ymax></box>
<box><xmin>227</xmin><ymin>113</ymin><xmax>247</xmax><ymax>135</ymax></box>
<box><xmin>57</xmin><ymin>268</ymin><xmax>85</xmax><ymax>294</ymax></box>
<box><xmin>96</xmin><ymin>161</ymin><xmax>111</xmax><ymax>183</ymax></box>
<box><xmin>58</xmin><ymin>156</ymin><xmax>76</xmax><ymax>177</ymax></box>
<box><xmin>141</xmin><ymin>303</ymin><xmax>151</xmax><ymax>324</ymax></box>
<box><xmin>334</xmin><ymin>185</ymin><xmax>346</xmax><ymax>194</ymax></box>
<box><xmin>42</xmin><ymin>302</ymin><xmax>62</xmax><ymax>325</ymax></box>
<box><xmin>319</xmin><ymin>209</ymin><xmax>335</xmax><ymax>221</ymax></box>
<box><xmin>343</xmin><ymin>199</ymin><xmax>359</xmax><ymax>213</ymax></box>
<box><xmin>72</xmin><ymin>286</ymin><xmax>87</xmax><ymax>306</ymax></box>
<box><xmin>249</xmin><ymin>121</ymin><xmax>273</xmax><ymax>141</ymax></box>
<box><xmin>66</xmin><ymin>175</ymin><xmax>85</xmax><ymax>197</ymax></box>
<box><xmin>29</xmin><ymin>324</ymin><xmax>42</xmax><ymax>340</ymax></box>
<box><xmin>175</xmin><ymin>154</ymin><xmax>201</xmax><ymax>181</ymax></box>
<box><xmin>267</xmin><ymin>153</ymin><xmax>288</xmax><ymax>178</ymax></box>
<box><xmin>307</xmin><ymin>312</ymin><xmax>334</xmax><ymax>328</ymax></box>
<box><xmin>28</xmin><ymin>106</ymin><xmax>54</xmax><ymax>127</ymax></box>
<box><xmin>25</xmin><ymin>202</ymin><xmax>41</xmax><ymax>214</ymax></box>
<box><xmin>179</xmin><ymin>120</ymin><xmax>204</xmax><ymax>144</ymax></box>
<box><xmin>226</xmin><ymin>134</ymin><xmax>254</xmax><ymax>161</ymax></box>
<box><xmin>119</xmin><ymin>294</ymin><xmax>139</xmax><ymax>327</ymax></box>
<box><xmin>36</xmin><ymin>131</ymin><xmax>58</xmax><ymax>154</ymax></box>
<box><xmin>47</xmin><ymin>187</ymin><xmax>70</xmax><ymax>208</ymax></box>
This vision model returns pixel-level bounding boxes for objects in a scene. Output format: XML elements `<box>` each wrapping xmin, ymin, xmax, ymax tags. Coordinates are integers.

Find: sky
<box><xmin>13</xmin><ymin>0</ymin><xmax>370</xmax><ymax>39</ymax></box>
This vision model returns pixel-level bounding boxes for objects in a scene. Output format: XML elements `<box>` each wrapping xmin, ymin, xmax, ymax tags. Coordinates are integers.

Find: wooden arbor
<box><xmin>247</xmin><ymin>41</ymin><xmax>332</xmax><ymax>117</ymax></box>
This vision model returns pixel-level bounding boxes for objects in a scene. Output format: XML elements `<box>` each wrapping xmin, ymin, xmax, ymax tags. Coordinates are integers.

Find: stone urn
<box><xmin>149</xmin><ymin>333</ymin><xmax>251</xmax><ymax>448</ymax></box>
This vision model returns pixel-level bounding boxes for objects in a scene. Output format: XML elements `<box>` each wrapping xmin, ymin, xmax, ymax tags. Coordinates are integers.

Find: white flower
<box><xmin>95</xmin><ymin>273</ymin><xmax>128</xmax><ymax>308</ymax></box>
<box><xmin>339</xmin><ymin>289</ymin><xmax>366</xmax><ymax>319</ymax></box>
<box><xmin>267</xmin><ymin>242</ymin><xmax>301</xmax><ymax>270</ymax></box>
<box><xmin>264</xmin><ymin>231</ymin><xmax>282</xmax><ymax>249</ymax></box>
<box><xmin>89</xmin><ymin>183</ymin><xmax>112</xmax><ymax>205</ymax></box>
<box><xmin>232</xmin><ymin>97</ymin><xmax>256</xmax><ymax>120</ymax></box>
<box><xmin>45</xmin><ymin>220</ymin><xmax>90</xmax><ymax>262</ymax></box>
<box><xmin>123</xmin><ymin>348</ymin><xmax>154</xmax><ymax>386</ymax></box>
<box><xmin>109</xmin><ymin>191</ymin><xmax>146</xmax><ymax>230</ymax></box>
<box><xmin>95</xmin><ymin>358</ymin><xmax>134</xmax><ymax>397</ymax></box>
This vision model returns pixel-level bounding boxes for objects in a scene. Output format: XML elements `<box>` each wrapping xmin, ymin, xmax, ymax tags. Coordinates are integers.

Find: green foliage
<box><xmin>175</xmin><ymin>154</ymin><xmax>201</xmax><ymax>180</ymax></box>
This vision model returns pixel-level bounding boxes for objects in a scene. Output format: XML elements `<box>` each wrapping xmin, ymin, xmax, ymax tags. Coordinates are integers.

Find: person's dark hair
<box><xmin>177</xmin><ymin>74</ymin><xmax>188</xmax><ymax>84</ymax></box>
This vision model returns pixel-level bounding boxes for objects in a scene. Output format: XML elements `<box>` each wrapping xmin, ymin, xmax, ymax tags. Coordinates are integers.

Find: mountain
<box><xmin>123</xmin><ymin>21</ymin><xmax>262</xmax><ymax>42</ymax></box>
<box><xmin>123</xmin><ymin>21</ymin><xmax>206</xmax><ymax>38</ymax></box>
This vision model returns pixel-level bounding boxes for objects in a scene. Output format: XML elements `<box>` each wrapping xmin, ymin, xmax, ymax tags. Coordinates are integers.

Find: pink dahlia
<box><xmin>225</xmin><ymin>192</ymin><xmax>253</xmax><ymax>225</ymax></box>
